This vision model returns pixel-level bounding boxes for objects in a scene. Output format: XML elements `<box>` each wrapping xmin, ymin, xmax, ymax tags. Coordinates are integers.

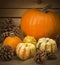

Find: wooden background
<box><xmin>0</xmin><ymin>0</ymin><xmax>60</xmax><ymax>26</ymax></box>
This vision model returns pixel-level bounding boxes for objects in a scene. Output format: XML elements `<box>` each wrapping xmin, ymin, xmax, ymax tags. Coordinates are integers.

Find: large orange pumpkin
<box><xmin>21</xmin><ymin>8</ymin><xmax>60</xmax><ymax>39</ymax></box>
<box><xmin>3</xmin><ymin>33</ymin><xmax>22</xmax><ymax>50</ymax></box>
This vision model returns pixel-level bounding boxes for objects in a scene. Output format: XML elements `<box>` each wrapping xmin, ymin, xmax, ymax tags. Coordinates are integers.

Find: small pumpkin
<box><xmin>23</xmin><ymin>36</ymin><xmax>37</xmax><ymax>45</ymax></box>
<box><xmin>36</xmin><ymin>38</ymin><xmax>57</xmax><ymax>53</ymax></box>
<box><xmin>16</xmin><ymin>43</ymin><xmax>36</xmax><ymax>60</ymax></box>
<box><xmin>21</xmin><ymin>4</ymin><xmax>60</xmax><ymax>39</ymax></box>
<box><xmin>3</xmin><ymin>33</ymin><xmax>22</xmax><ymax>50</ymax></box>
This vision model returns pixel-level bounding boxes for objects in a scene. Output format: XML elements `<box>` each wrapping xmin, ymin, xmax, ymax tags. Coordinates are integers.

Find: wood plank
<box><xmin>0</xmin><ymin>9</ymin><xmax>26</xmax><ymax>18</ymax></box>
<box><xmin>0</xmin><ymin>0</ymin><xmax>60</xmax><ymax>8</ymax></box>
<box><xmin>0</xmin><ymin>9</ymin><xmax>60</xmax><ymax>18</ymax></box>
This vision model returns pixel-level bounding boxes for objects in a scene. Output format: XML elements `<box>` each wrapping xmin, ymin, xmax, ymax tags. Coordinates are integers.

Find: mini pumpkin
<box><xmin>23</xmin><ymin>36</ymin><xmax>37</xmax><ymax>45</ymax></box>
<box><xmin>16</xmin><ymin>43</ymin><xmax>36</xmax><ymax>60</ymax></box>
<box><xmin>3</xmin><ymin>33</ymin><xmax>22</xmax><ymax>50</ymax></box>
<box><xmin>36</xmin><ymin>38</ymin><xmax>57</xmax><ymax>53</ymax></box>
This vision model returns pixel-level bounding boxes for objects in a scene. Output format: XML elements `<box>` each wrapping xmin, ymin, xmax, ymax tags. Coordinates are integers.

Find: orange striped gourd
<box><xmin>16</xmin><ymin>43</ymin><xmax>36</xmax><ymax>60</ymax></box>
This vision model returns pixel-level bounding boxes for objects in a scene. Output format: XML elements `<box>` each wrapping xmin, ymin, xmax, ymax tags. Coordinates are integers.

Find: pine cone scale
<box><xmin>0</xmin><ymin>45</ymin><xmax>15</xmax><ymax>61</ymax></box>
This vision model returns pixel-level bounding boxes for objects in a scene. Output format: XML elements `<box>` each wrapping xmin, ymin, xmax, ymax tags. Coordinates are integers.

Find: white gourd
<box><xmin>36</xmin><ymin>38</ymin><xmax>57</xmax><ymax>53</ymax></box>
<box><xmin>16</xmin><ymin>43</ymin><xmax>36</xmax><ymax>60</ymax></box>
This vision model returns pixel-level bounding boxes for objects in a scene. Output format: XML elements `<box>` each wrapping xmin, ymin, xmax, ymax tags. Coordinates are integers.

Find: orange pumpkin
<box><xmin>21</xmin><ymin>8</ymin><xmax>60</xmax><ymax>39</ymax></box>
<box><xmin>3</xmin><ymin>33</ymin><xmax>22</xmax><ymax>50</ymax></box>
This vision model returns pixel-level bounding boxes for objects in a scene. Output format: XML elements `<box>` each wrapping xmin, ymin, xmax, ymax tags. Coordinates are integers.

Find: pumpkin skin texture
<box><xmin>16</xmin><ymin>43</ymin><xmax>36</xmax><ymax>60</ymax></box>
<box><xmin>23</xmin><ymin>36</ymin><xmax>37</xmax><ymax>45</ymax></box>
<box><xmin>21</xmin><ymin>9</ymin><xmax>60</xmax><ymax>39</ymax></box>
<box><xmin>3</xmin><ymin>34</ymin><xmax>22</xmax><ymax>50</ymax></box>
<box><xmin>36</xmin><ymin>38</ymin><xmax>57</xmax><ymax>53</ymax></box>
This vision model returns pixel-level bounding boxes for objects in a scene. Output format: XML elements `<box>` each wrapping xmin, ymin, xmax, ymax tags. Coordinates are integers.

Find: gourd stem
<box><xmin>26</xmin><ymin>44</ymin><xmax>28</xmax><ymax>47</ymax></box>
<box><xmin>41</xmin><ymin>4</ymin><xmax>52</xmax><ymax>12</ymax></box>
<box><xmin>9</xmin><ymin>32</ymin><xmax>15</xmax><ymax>37</ymax></box>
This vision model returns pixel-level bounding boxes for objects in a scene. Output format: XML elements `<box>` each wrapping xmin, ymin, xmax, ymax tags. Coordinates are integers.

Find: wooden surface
<box><xmin>0</xmin><ymin>0</ymin><xmax>60</xmax><ymax>26</ymax></box>
<box><xmin>0</xmin><ymin>48</ymin><xmax>60</xmax><ymax>65</ymax></box>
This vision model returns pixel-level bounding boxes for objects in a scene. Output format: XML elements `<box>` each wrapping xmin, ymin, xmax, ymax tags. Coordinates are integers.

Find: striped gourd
<box><xmin>36</xmin><ymin>38</ymin><xmax>57</xmax><ymax>53</ymax></box>
<box><xmin>16</xmin><ymin>43</ymin><xmax>36</xmax><ymax>60</ymax></box>
<box><xmin>23</xmin><ymin>36</ymin><xmax>37</xmax><ymax>45</ymax></box>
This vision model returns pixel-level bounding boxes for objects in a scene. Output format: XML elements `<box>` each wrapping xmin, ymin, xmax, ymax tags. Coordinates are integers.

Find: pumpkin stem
<box><xmin>9</xmin><ymin>32</ymin><xmax>15</xmax><ymax>37</ymax></box>
<box><xmin>41</xmin><ymin>4</ymin><xmax>52</xmax><ymax>12</ymax></box>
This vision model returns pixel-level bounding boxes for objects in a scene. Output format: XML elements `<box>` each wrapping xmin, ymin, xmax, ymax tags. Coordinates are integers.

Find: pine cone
<box><xmin>0</xmin><ymin>19</ymin><xmax>15</xmax><ymax>32</ymax></box>
<box><xmin>0</xmin><ymin>18</ymin><xmax>24</xmax><ymax>43</ymax></box>
<box><xmin>34</xmin><ymin>49</ymin><xmax>47</xmax><ymax>64</ymax></box>
<box><xmin>0</xmin><ymin>18</ymin><xmax>15</xmax><ymax>43</ymax></box>
<box><xmin>12</xmin><ymin>26</ymin><xmax>24</xmax><ymax>40</ymax></box>
<box><xmin>51</xmin><ymin>34</ymin><xmax>60</xmax><ymax>47</ymax></box>
<box><xmin>5</xmin><ymin>18</ymin><xmax>15</xmax><ymax>31</ymax></box>
<box><xmin>55</xmin><ymin>35</ymin><xmax>60</xmax><ymax>47</ymax></box>
<box><xmin>46</xmin><ymin>52</ymin><xmax>57</xmax><ymax>60</ymax></box>
<box><xmin>0</xmin><ymin>31</ymin><xmax>11</xmax><ymax>43</ymax></box>
<box><xmin>0</xmin><ymin>45</ymin><xmax>15</xmax><ymax>61</ymax></box>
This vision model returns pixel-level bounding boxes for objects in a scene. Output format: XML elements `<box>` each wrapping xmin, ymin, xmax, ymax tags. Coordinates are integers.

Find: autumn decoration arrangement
<box><xmin>0</xmin><ymin>4</ymin><xmax>60</xmax><ymax>64</ymax></box>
